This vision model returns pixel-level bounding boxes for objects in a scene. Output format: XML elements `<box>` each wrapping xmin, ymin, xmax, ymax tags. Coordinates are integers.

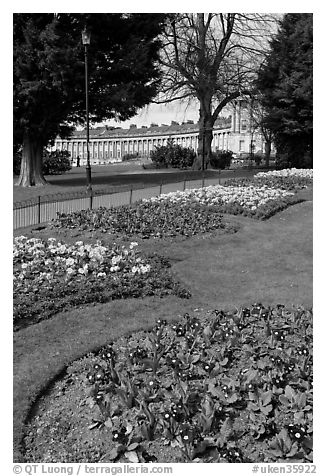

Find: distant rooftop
<box><xmin>62</xmin><ymin>117</ymin><xmax>232</xmax><ymax>140</ymax></box>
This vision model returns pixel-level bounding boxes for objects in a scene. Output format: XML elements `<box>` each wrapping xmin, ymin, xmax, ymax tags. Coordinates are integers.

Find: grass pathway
<box><xmin>13</xmin><ymin>199</ymin><xmax>312</xmax><ymax>462</ymax></box>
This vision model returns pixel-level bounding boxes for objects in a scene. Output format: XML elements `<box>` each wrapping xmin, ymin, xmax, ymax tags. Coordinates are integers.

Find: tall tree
<box><xmin>246</xmin><ymin>95</ymin><xmax>274</xmax><ymax>166</ymax></box>
<box><xmin>256</xmin><ymin>13</ymin><xmax>313</xmax><ymax>168</ymax></box>
<box><xmin>157</xmin><ymin>13</ymin><xmax>277</xmax><ymax>168</ymax></box>
<box><xmin>14</xmin><ymin>13</ymin><xmax>166</xmax><ymax>186</ymax></box>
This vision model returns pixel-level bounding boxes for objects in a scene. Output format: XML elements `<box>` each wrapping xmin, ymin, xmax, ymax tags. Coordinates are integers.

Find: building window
<box><xmin>241</xmin><ymin>120</ymin><xmax>247</xmax><ymax>131</ymax></box>
<box><xmin>239</xmin><ymin>140</ymin><xmax>245</xmax><ymax>152</ymax></box>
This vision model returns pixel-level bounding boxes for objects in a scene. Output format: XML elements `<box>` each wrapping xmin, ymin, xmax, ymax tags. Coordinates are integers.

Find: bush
<box><xmin>43</xmin><ymin>150</ymin><xmax>72</xmax><ymax>175</ymax></box>
<box><xmin>122</xmin><ymin>153</ymin><xmax>139</xmax><ymax>162</ymax></box>
<box><xmin>276</xmin><ymin>151</ymin><xmax>313</xmax><ymax>170</ymax></box>
<box><xmin>275</xmin><ymin>153</ymin><xmax>291</xmax><ymax>170</ymax></box>
<box><xmin>210</xmin><ymin>150</ymin><xmax>233</xmax><ymax>169</ymax></box>
<box><xmin>253</xmin><ymin>154</ymin><xmax>264</xmax><ymax>166</ymax></box>
<box><xmin>150</xmin><ymin>139</ymin><xmax>196</xmax><ymax>169</ymax></box>
<box><xmin>13</xmin><ymin>149</ymin><xmax>72</xmax><ymax>176</ymax></box>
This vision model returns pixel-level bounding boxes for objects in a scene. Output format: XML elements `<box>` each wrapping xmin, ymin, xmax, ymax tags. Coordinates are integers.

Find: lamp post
<box><xmin>82</xmin><ymin>27</ymin><xmax>92</xmax><ymax>193</ymax></box>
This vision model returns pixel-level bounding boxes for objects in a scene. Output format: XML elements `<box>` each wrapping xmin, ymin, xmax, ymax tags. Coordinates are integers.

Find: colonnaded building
<box><xmin>52</xmin><ymin>100</ymin><xmax>269</xmax><ymax>165</ymax></box>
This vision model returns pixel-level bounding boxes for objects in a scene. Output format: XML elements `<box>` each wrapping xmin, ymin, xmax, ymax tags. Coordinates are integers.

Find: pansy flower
<box><xmin>142</xmin><ymin>451</ymin><xmax>157</xmax><ymax>463</ymax></box>
<box><xmin>201</xmin><ymin>361</ymin><xmax>214</xmax><ymax>373</ymax></box>
<box><xmin>174</xmin><ymin>324</ymin><xmax>186</xmax><ymax>337</ymax></box>
<box><xmin>284</xmin><ymin>360</ymin><xmax>296</xmax><ymax>373</ymax></box>
<box><xmin>112</xmin><ymin>427</ymin><xmax>128</xmax><ymax>445</ymax></box>
<box><xmin>99</xmin><ymin>346</ymin><xmax>116</xmax><ymax>362</ymax></box>
<box><xmin>219</xmin><ymin>447</ymin><xmax>243</xmax><ymax>462</ymax></box>
<box><xmin>94</xmin><ymin>368</ymin><xmax>106</xmax><ymax>382</ymax></box>
<box><xmin>166</xmin><ymin>355</ymin><xmax>181</xmax><ymax>369</ymax></box>
<box><xmin>251</xmin><ymin>303</ymin><xmax>263</xmax><ymax>317</ymax></box>
<box><xmin>86</xmin><ymin>371</ymin><xmax>95</xmax><ymax>384</ymax></box>
<box><xmin>287</xmin><ymin>424</ymin><xmax>307</xmax><ymax>442</ymax></box>
<box><xmin>271</xmin><ymin>376</ymin><xmax>286</xmax><ymax>388</ymax></box>
<box><xmin>242</xmin><ymin>308</ymin><xmax>251</xmax><ymax>318</ymax></box>
<box><xmin>156</xmin><ymin>318</ymin><xmax>167</xmax><ymax>328</ymax></box>
<box><xmin>272</xmin><ymin>329</ymin><xmax>286</xmax><ymax>341</ymax></box>
<box><xmin>270</xmin><ymin>356</ymin><xmax>283</xmax><ymax>367</ymax></box>
<box><xmin>179</xmin><ymin>423</ymin><xmax>195</xmax><ymax>444</ymax></box>
<box><xmin>297</xmin><ymin>345</ymin><xmax>309</xmax><ymax>356</ymax></box>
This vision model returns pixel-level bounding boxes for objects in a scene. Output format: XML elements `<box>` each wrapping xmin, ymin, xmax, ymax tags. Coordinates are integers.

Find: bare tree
<box><xmin>157</xmin><ymin>13</ymin><xmax>278</xmax><ymax>168</ymax></box>
<box><xmin>247</xmin><ymin>96</ymin><xmax>274</xmax><ymax>167</ymax></box>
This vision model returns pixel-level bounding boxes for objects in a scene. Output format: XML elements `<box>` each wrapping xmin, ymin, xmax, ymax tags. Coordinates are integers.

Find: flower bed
<box><xmin>51</xmin><ymin>201</ymin><xmax>232</xmax><ymax>237</ymax></box>
<box><xmin>224</xmin><ymin>168</ymin><xmax>313</xmax><ymax>192</ymax></box>
<box><xmin>24</xmin><ymin>304</ymin><xmax>313</xmax><ymax>463</ymax></box>
<box><xmin>13</xmin><ymin>237</ymin><xmax>190</xmax><ymax>331</ymax></box>
<box><xmin>51</xmin><ymin>182</ymin><xmax>304</xmax><ymax>235</ymax></box>
<box><xmin>145</xmin><ymin>185</ymin><xmax>302</xmax><ymax>219</ymax></box>
<box><xmin>255</xmin><ymin>169</ymin><xmax>313</xmax><ymax>180</ymax></box>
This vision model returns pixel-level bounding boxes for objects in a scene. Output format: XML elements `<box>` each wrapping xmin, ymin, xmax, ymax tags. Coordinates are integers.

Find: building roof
<box><xmin>61</xmin><ymin>117</ymin><xmax>232</xmax><ymax>140</ymax></box>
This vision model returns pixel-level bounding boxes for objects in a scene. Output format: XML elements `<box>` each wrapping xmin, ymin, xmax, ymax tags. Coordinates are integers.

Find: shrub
<box><xmin>122</xmin><ymin>153</ymin><xmax>139</xmax><ymax>162</ymax></box>
<box><xmin>253</xmin><ymin>154</ymin><xmax>264</xmax><ymax>166</ymax></box>
<box><xmin>276</xmin><ymin>153</ymin><xmax>291</xmax><ymax>170</ymax></box>
<box><xmin>43</xmin><ymin>150</ymin><xmax>72</xmax><ymax>175</ymax></box>
<box><xmin>13</xmin><ymin>149</ymin><xmax>72</xmax><ymax>176</ymax></box>
<box><xmin>150</xmin><ymin>139</ymin><xmax>196</xmax><ymax>169</ymax></box>
<box><xmin>210</xmin><ymin>150</ymin><xmax>233</xmax><ymax>169</ymax></box>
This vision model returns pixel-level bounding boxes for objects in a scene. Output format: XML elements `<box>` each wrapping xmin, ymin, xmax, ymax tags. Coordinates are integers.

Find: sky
<box><xmin>103</xmin><ymin>100</ymin><xmax>202</xmax><ymax>129</ymax></box>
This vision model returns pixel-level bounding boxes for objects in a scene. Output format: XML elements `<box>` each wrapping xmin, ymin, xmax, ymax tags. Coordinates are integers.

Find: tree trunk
<box><xmin>264</xmin><ymin>140</ymin><xmax>271</xmax><ymax>167</ymax></box>
<box><xmin>16</xmin><ymin>133</ymin><xmax>47</xmax><ymax>187</ymax></box>
<box><xmin>192</xmin><ymin>101</ymin><xmax>214</xmax><ymax>170</ymax></box>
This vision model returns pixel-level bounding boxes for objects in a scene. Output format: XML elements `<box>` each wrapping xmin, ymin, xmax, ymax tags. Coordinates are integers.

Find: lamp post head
<box><xmin>82</xmin><ymin>28</ymin><xmax>91</xmax><ymax>45</ymax></box>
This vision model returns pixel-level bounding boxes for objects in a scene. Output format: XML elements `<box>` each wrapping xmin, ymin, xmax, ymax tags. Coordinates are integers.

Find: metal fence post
<box><xmin>159</xmin><ymin>181</ymin><xmax>163</xmax><ymax>195</ymax></box>
<box><xmin>89</xmin><ymin>190</ymin><xmax>93</xmax><ymax>210</ymax></box>
<box><xmin>38</xmin><ymin>195</ymin><xmax>41</xmax><ymax>224</ymax></box>
<box><xmin>129</xmin><ymin>186</ymin><xmax>133</xmax><ymax>204</ymax></box>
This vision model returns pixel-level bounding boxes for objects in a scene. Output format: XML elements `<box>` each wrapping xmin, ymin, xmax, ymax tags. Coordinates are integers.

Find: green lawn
<box><xmin>13</xmin><ymin>197</ymin><xmax>312</xmax><ymax>462</ymax></box>
<box><xmin>13</xmin><ymin>165</ymin><xmax>257</xmax><ymax>203</ymax></box>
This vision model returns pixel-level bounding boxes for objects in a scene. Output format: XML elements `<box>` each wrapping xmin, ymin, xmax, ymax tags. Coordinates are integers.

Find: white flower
<box><xmin>140</xmin><ymin>264</ymin><xmax>150</xmax><ymax>274</ymax></box>
<box><xmin>65</xmin><ymin>257</ymin><xmax>75</xmax><ymax>267</ymax></box>
<box><xmin>111</xmin><ymin>255</ymin><xmax>122</xmax><ymax>265</ymax></box>
<box><xmin>97</xmin><ymin>272</ymin><xmax>106</xmax><ymax>278</ymax></box>
<box><xmin>110</xmin><ymin>265</ymin><xmax>120</xmax><ymax>272</ymax></box>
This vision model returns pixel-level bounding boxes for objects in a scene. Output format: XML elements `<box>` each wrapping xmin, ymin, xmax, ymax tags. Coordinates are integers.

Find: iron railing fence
<box><xmin>13</xmin><ymin>175</ymin><xmax>235</xmax><ymax>231</ymax></box>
